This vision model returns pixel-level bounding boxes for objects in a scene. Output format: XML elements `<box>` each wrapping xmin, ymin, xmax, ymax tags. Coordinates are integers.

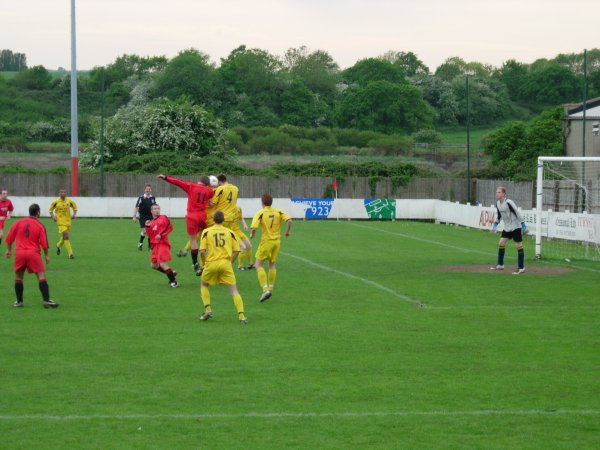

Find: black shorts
<box><xmin>501</xmin><ymin>228</ymin><xmax>523</xmax><ymax>243</ymax></box>
<box><xmin>139</xmin><ymin>215</ymin><xmax>152</xmax><ymax>228</ymax></box>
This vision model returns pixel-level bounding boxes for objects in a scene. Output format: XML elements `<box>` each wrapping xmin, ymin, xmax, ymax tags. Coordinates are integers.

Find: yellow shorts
<box><xmin>201</xmin><ymin>259</ymin><xmax>236</xmax><ymax>286</ymax></box>
<box><xmin>231</xmin><ymin>225</ymin><xmax>248</xmax><ymax>242</ymax></box>
<box><xmin>58</xmin><ymin>224</ymin><xmax>71</xmax><ymax>234</ymax></box>
<box><xmin>256</xmin><ymin>240</ymin><xmax>281</xmax><ymax>263</ymax></box>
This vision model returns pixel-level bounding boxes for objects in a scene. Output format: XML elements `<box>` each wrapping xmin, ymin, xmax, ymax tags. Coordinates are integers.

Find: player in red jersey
<box><xmin>157</xmin><ymin>174</ymin><xmax>214</xmax><ymax>275</ymax></box>
<box><xmin>5</xmin><ymin>203</ymin><xmax>58</xmax><ymax>308</ymax></box>
<box><xmin>145</xmin><ymin>203</ymin><xmax>179</xmax><ymax>288</ymax></box>
<box><xmin>0</xmin><ymin>189</ymin><xmax>15</xmax><ymax>246</ymax></box>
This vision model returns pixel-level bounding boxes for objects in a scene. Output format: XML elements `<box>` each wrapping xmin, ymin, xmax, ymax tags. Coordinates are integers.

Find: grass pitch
<box><xmin>1</xmin><ymin>219</ymin><xmax>598</xmax><ymax>449</ymax></box>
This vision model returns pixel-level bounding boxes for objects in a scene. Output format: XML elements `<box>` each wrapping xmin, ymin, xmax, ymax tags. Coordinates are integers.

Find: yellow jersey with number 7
<box><xmin>251</xmin><ymin>206</ymin><xmax>290</xmax><ymax>243</ymax></box>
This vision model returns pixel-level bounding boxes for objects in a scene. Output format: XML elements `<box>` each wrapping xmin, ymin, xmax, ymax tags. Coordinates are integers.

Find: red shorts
<box><xmin>151</xmin><ymin>243</ymin><xmax>171</xmax><ymax>264</ymax></box>
<box><xmin>185</xmin><ymin>212</ymin><xmax>207</xmax><ymax>236</ymax></box>
<box><xmin>14</xmin><ymin>250</ymin><xmax>45</xmax><ymax>274</ymax></box>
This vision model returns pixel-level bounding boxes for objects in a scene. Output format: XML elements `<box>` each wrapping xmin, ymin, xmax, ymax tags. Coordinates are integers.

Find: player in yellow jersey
<box><xmin>250</xmin><ymin>193</ymin><xmax>292</xmax><ymax>302</ymax></box>
<box><xmin>231</xmin><ymin>204</ymin><xmax>254</xmax><ymax>271</ymax></box>
<box><xmin>212</xmin><ymin>174</ymin><xmax>239</xmax><ymax>229</ymax></box>
<box><xmin>199</xmin><ymin>210</ymin><xmax>248</xmax><ymax>324</ymax></box>
<box><xmin>48</xmin><ymin>189</ymin><xmax>78</xmax><ymax>259</ymax></box>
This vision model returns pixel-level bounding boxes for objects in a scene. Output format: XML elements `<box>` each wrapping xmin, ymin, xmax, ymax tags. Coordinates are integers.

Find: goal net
<box><xmin>535</xmin><ymin>156</ymin><xmax>600</xmax><ymax>261</ymax></box>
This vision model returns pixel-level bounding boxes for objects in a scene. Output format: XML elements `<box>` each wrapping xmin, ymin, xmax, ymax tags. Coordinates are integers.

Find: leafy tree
<box><xmin>336</xmin><ymin>80</ymin><xmax>433</xmax><ymax>133</ymax></box>
<box><xmin>155</xmin><ymin>48</ymin><xmax>216</xmax><ymax>106</ymax></box>
<box><xmin>380</xmin><ymin>51</ymin><xmax>429</xmax><ymax>76</ymax></box>
<box><xmin>412</xmin><ymin>75</ymin><xmax>459</xmax><ymax>125</ymax></box>
<box><xmin>217</xmin><ymin>45</ymin><xmax>284</xmax><ymax>126</ymax></box>
<box><xmin>0</xmin><ymin>49</ymin><xmax>27</xmax><ymax>71</ymax></box>
<box><xmin>483</xmin><ymin>106</ymin><xmax>563</xmax><ymax>179</ymax></box>
<box><xmin>86</xmin><ymin>97</ymin><xmax>234</xmax><ymax>167</ymax></box>
<box><xmin>88</xmin><ymin>54</ymin><xmax>167</xmax><ymax>90</ymax></box>
<box><xmin>520</xmin><ymin>63</ymin><xmax>580</xmax><ymax>105</ymax></box>
<box><xmin>283</xmin><ymin>46</ymin><xmax>340</xmax><ymax>101</ymax></box>
<box><xmin>11</xmin><ymin>65</ymin><xmax>52</xmax><ymax>90</ymax></box>
<box><xmin>343</xmin><ymin>58</ymin><xmax>405</xmax><ymax>86</ymax></box>
<box><xmin>451</xmin><ymin>77</ymin><xmax>511</xmax><ymax>125</ymax></box>
<box><xmin>494</xmin><ymin>59</ymin><xmax>528</xmax><ymax>101</ymax></box>
<box><xmin>435</xmin><ymin>57</ymin><xmax>493</xmax><ymax>82</ymax></box>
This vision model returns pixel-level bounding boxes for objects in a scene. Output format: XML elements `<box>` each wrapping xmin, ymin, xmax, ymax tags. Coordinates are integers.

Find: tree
<box><xmin>520</xmin><ymin>63</ymin><xmax>580</xmax><ymax>105</ymax></box>
<box><xmin>90</xmin><ymin>97</ymin><xmax>235</xmax><ymax>166</ymax></box>
<box><xmin>11</xmin><ymin>65</ymin><xmax>52</xmax><ymax>90</ymax></box>
<box><xmin>343</xmin><ymin>58</ymin><xmax>406</xmax><ymax>86</ymax></box>
<box><xmin>88</xmin><ymin>54</ymin><xmax>167</xmax><ymax>90</ymax></box>
<box><xmin>0</xmin><ymin>49</ymin><xmax>27</xmax><ymax>71</ymax></box>
<box><xmin>380</xmin><ymin>51</ymin><xmax>429</xmax><ymax>76</ymax></box>
<box><xmin>435</xmin><ymin>57</ymin><xmax>493</xmax><ymax>82</ymax></box>
<box><xmin>283</xmin><ymin>46</ymin><xmax>340</xmax><ymax>103</ymax></box>
<box><xmin>155</xmin><ymin>48</ymin><xmax>217</xmax><ymax>106</ymax></box>
<box><xmin>494</xmin><ymin>59</ymin><xmax>528</xmax><ymax>101</ymax></box>
<box><xmin>451</xmin><ymin>77</ymin><xmax>511</xmax><ymax>125</ymax></box>
<box><xmin>412</xmin><ymin>75</ymin><xmax>459</xmax><ymax>125</ymax></box>
<box><xmin>217</xmin><ymin>45</ymin><xmax>284</xmax><ymax>126</ymax></box>
<box><xmin>336</xmin><ymin>80</ymin><xmax>433</xmax><ymax>133</ymax></box>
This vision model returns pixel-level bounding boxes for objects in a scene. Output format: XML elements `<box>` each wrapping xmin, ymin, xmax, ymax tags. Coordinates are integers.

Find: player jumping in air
<box><xmin>158</xmin><ymin>174</ymin><xmax>213</xmax><ymax>275</ymax></box>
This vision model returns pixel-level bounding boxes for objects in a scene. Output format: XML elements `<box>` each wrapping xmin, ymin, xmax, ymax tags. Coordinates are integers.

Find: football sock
<box><xmin>0</xmin><ymin>238</ymin><xmax>2</xmax><ymax>245</ymax></box>
<box><xmin>191</xmin><ymin>249</ymin><xmax>199</xmax><ymax>265</ymax></box>
<box><xmin>238</xmin><ymin>251</ymin><xmax>246</xmax><ymax>268</ymax></box>
<box><xmin>155</xmin><ymin>266</ymin><xmax>165</xmax><ymax>273</ymax></box>
<box><xmin>257</xmin><ymin>268</ymin><xmax>269</xmax><ymax>291</ymax></box>
<box><xmin>57</xmin><ymin>238</ymin><xmax>64</xmax><ymax>248</ymax></box>
<box><xmin>64</xmin><ymin>240</ymin><xmax>73</xmax><ymax>256</ymax></box>
<box><xmin>38</xmin><ymin>279</ymin><xmax>50</xmax><ymax>302</ymax></box>
<box><xmin>498</xmin><ymin>246</ymin><xmax>505</xmax><ymax>265</ymax></box>
<box><xmin>246</xmin><ymin>249</ymin><xmax>254</xmax><ymax>266</ymax></box>
<box><xmin>201</xmin><ymin>286</ymin><xmax>212</xmax><ymax>312</ymax></box>
<box><xmin>166</xmin><ymin>269</ymin><xmax>176</xmax><ymax>283</ymax></box>
<box><xmin>15</xmin><ymin>280</ymin><xmax>24</xmax><ymax>302</ymax></box>
<box><xmin>232</xmin><ymin>294</ymin><xmax>245</xmax><ymax>320</ymax></box>
<box><xmin>139</xmin><ymin>233</ymin><xmax>145</xmax><ymax>244</ymax></box>
<box><xmin>268</xmin><ymin>268</ymin><xmax>277</xmax><ymax>290</ymax></box>
<box><xmin>517</xmin><ymin>248</ymin><xmax>524</xmax><ymax>268</ymax></box>
<box><xmin>184</xmin><ymin>240</ymin><xmax>192</xmax><ymax>251</ymax></box>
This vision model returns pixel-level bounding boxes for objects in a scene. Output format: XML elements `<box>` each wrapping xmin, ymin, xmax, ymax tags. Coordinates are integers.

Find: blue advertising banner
<box><xmin>291</xmin><ymin>198</ymin><xmax>335</xmax><ymax>219</ymax></box>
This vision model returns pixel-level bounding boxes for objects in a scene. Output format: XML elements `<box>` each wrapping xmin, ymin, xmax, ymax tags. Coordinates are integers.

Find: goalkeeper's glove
<box><xmin>521</xmin><ymin>222</ymin><xmax>527</xmax><ymax>234</ymax></box>
<box><xmin>491</xmin><ymin>223</ymin><xmax>498</xmax><ymax>233</ymax></box>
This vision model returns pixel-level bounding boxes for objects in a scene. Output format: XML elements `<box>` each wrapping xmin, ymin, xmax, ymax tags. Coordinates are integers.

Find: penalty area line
<box><xmin>280</xmin><ymin>251</ymin><xmax>425</xmax><ymax>307</ymax></box>
<box><xmin>0</xmin><ymin>409</ymin><xmax>598</xmax><ymax>421</ymax></box>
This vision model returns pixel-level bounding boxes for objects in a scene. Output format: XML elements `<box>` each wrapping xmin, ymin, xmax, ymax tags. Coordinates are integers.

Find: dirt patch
<box><xmin>437</xmin><ymin>265</ymin><xmax>573</xmax><ymax>275</ymax></box>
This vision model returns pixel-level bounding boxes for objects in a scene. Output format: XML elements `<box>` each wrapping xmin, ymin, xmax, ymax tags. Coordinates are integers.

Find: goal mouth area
<box><xmin>535</xmin><ymin>157</ymin><xmax>600</xmax><ymax>261</ymax></box>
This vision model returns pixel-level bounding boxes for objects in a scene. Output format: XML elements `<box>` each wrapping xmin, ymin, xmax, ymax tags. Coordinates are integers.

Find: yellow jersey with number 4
<box><xmin>212</xmin><ymin>184</ymin><xmax>239</xmax><ymax>222</ymax></box>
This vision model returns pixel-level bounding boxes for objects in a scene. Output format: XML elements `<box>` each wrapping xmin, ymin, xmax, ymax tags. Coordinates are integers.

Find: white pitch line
<box><xmin>348</xmin><ymin>221</ymin><xmax>600</xmax><ymax>274</ymax></box>
<box><xmin>280</xmin><ymin>251</ymin><xmax>425</xmax><ymax>307</ymax></box>
<box><xmin>0</xmin><ymin>409</ymin><xmax>598</xmax><ymax>421</ymax></box>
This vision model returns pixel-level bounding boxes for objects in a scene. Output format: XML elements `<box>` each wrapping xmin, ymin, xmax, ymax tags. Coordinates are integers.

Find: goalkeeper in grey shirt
<box><xmin>491</xmin><ymin>186</ymin><xmax>526</xmax><ymax>274</ymax></box>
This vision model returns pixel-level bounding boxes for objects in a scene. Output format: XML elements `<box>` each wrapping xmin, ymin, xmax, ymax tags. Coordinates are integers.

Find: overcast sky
<box><xmin>2</xmin><ymin>0</ymin><xmax>597</xmax><ymax>71</ymax></box>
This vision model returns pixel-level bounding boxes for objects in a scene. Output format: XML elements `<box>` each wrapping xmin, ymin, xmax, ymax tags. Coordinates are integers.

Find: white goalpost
<box><xmin>535</xmin><ymin>156</ymin><xmax>600</xmax><ymax>261</ymax></box>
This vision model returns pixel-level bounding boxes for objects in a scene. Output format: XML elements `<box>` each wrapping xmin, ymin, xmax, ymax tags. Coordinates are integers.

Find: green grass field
<box><xmin>1</xmin><ymin>219</ymin><xmax>598</xmax><ymax>449</ymax></box>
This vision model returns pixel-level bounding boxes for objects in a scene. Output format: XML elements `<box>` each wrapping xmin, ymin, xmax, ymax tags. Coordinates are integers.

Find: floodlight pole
<box><xmin>581</xmin><ymin>49</ymin><xmax>587</xmax><ymax>212</ymax></box>
<box><xmin>466</xmin><ymin>75</ymin><xmax>471</xmax><ymax>203</ymax></box>
<box><xmin>100</xmin><ymin>67</ymin><xmax>105</xmax><ymax>197</ymax></box>
<box><xmin>70</xmin><ymin>0</ymin><xmax>79</xmax><ymax>196</ymax></box>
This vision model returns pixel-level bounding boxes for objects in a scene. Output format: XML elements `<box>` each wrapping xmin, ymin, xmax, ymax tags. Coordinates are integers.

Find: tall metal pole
<box><xmin>582</xmin><ymin>49</ymin><xmax>587</xmax><ymax>211</ymax></box>
<box><xmin>100</xmin><ymin>67</ymin><xmax>105</xmax><ymax>197</ymax></box>
<box><xmin>466</xmin><ymin>75</ymin><xmax>471</xmax><ymax>203</ymax></box>
<box><xmin>70</xmin><ymin>0</ymin><xmax>79</xmax><ymax>196</ymax></box>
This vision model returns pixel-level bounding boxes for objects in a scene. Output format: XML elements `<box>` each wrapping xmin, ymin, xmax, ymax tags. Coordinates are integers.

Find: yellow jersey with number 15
<box><xmin>200</xmin><ymin>224</ymin><xmax>240</xmax><ymax>263</ymax></box>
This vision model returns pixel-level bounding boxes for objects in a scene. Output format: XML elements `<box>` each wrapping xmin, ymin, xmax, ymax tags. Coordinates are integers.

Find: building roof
<box><xmin>565</xmin><ymin>97</ymin><xmax>600</xmax><ymax>118</ymax></box>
